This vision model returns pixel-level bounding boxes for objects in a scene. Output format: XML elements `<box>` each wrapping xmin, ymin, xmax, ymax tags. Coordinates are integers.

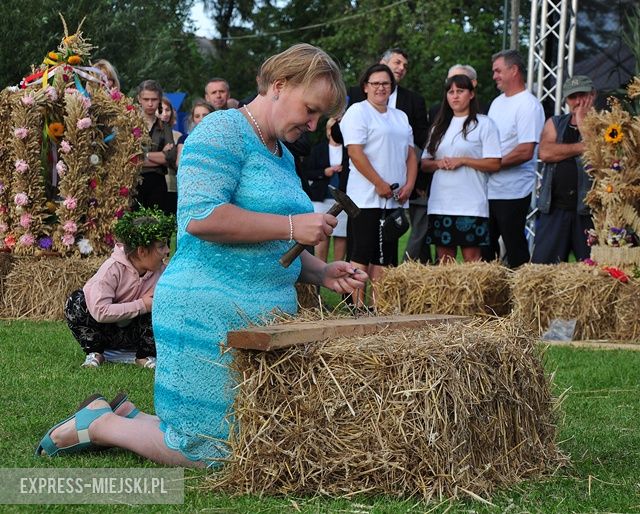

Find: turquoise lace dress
<box><xmin>152</xmin><ymin>109</ymin><xmax>312</xmax><ymax>463</ymax></box>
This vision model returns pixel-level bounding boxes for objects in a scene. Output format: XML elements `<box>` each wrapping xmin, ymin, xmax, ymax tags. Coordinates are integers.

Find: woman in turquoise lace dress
<box><xmin>35</xmin><ymin>44</ymin><xmax>367</xmax><ymax>467</ymax></box>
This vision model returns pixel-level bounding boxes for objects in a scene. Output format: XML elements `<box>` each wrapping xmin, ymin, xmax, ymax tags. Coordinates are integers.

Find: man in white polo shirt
<box><xmin>483</xmin><ymin>50</ymin><xmax>545</xmax><ymax>267</ymax></box>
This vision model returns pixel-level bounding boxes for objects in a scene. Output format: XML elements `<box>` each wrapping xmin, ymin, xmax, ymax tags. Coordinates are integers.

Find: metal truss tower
<box><xmin>527</xmin><ymin>0</ymin><xmax>579</xmax><ymax>115</ymax></box>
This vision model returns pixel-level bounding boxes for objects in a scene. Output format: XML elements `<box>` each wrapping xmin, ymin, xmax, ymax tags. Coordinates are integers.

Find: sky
<box><xmin>190</xmin><ymin>2</ymin><xmax>217</xmax><ymax>38</ymax></box>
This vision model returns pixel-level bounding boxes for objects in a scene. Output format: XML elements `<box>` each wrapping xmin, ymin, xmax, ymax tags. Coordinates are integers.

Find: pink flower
<box><xmin>132</xmin><ymin>127</ymin><xmax>142</xmax><ymax>139</ymax></box>
<box><xmin>14</xmin><ymin>127</ymin><xmax>28</xmax><ymax>139</ymax></box>
<box><xmin>19</xmin><ymin>213</ymin><xmax>32</xmax><ymax>228</ymax></box>
<box><xmin>62</xmin><ymin>234</ymin><xmax>75</xmax><ymax>246</ymax></box>
<box><xmin>14</xmin><ymin>193</ymin><xmax>29</xmax><ymax>206</ymax></box>
<box><xmin>60</xmin><ymin>140</ymin><xmax>72</xmax><ymax>153</ymax></box>
<box><xmin>118</xmin><ymin>186</ymin><xmax>129</xmax><ymax>197</ymax></box>
<box><xmin>76</xmin><ymin>117</ymin><xmax>92</xmax><ymax>129</ymax></box>
<box><xmin>64</xmin><ymin>88</ymin><xmax>77</xmax><ymax>96</ymax></box>
<box><xmin>110</xmin><ymin>89</ymin><xmax>123</xmax><ymax>101</ymax></box>
<box><xmin>0</xmin><ymin>182</ymin><xmax>4</xmax><ymax>194</ymax></box>
<box><xmin>45</xmin><ymin>86</ymin><xmax>58</xmax><ymax>101</ymax></box>
<box><xmin>56</xmin><ymin>160</ymin><xmax>67</xmax><ymax>176</ymax></box>
<box><xmin>21</xmin><ymin>94</ymin><xmax>35</xmax><ymax>106</ymax></box>
<box><xmin>63</xmin><ymin>220</ymin><xmax>77</xmax><ymax>233</ymax></box>
<box><xmin>81</xmin><ymin>96</ymin><xmax>92</xmax><ymax>109</ymax></box>
<box><xmin>0</xmin><ymin>223</ymin><xmax>7</xmax><ymax>234</ymax></box>
<box><xmin>63</xmin><ymin>196</ymin><xmax>77</xmax><ymax>210</ymax></box>
<box><xmin>18</xmin><ymin>233</ymin><xmax>35</xmax><ymax>247</ymax></box>
<box><xmin>14</xmin><ymin>159</ymin><xmax>29</xmax><ymax>173</ymax></box>
<box><xmin>0</xmin><ymin>206</ymin><xmax>6</xmax><ymax>215</ymax></box>
<box><xmin>114</xmin><ymin>208</ymin><xmax>125</xmax><ymax>219</ymax></box>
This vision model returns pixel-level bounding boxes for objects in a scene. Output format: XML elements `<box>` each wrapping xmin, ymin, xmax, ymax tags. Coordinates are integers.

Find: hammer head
<box><xmin>329</xmin><ymin>186</ymin><xmax>360</xmax><ymax>218</ymax></box>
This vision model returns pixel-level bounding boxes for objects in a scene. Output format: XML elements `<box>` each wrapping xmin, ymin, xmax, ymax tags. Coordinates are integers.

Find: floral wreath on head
<box><xmin>114</xmin><ymin>206</ymin><xmax>175</xmax><ymax>249</ymax></box>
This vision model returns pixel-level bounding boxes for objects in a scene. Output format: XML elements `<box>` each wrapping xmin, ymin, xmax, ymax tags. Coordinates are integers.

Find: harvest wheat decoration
<box><xmin>0</xmin><ymin>15</ymin><xmax>146</xmax><ymax>257</ymax></box>
<box><xmin>581</xmin><ymin>81</ymin><xmax>640</xmax><ymax>271</ymax></box>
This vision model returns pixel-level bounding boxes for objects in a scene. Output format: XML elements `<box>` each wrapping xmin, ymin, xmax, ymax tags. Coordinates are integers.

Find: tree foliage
<box><xmin>0</xmin><ymin>0</ymin><xmax>208</xmax><ymax>98</ymax></box>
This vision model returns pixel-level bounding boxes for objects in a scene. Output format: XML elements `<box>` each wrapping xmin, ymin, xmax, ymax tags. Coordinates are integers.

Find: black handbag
<box><xmin>380</xmin><ymin>206</ymin><xmax>409</xmax><ymax>242</ymax></box>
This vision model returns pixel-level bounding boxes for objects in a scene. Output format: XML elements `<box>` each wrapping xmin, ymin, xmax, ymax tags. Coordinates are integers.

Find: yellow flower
<box><xmin>604</xmin><ymin>124</ymin><xmax>623</xmax><ymax>144</ymax></box>
<box><xmin>47</xmin><ymin>51</ymin><xmax>60</xmax><ymax>61</ymax></box>
<box><xmin>606</xmin><ymin>184</ymin><xmax>614</xmax><ymax>193</ymax></box>
<box><xmin>47</xmin><ymin>122</ymin><xmax>65</xmax><ymax>139</ymax></box>
<box><xmin>67</xmin><ymin>55</ymin><xmax>82</xmax><ymax>65</ymax></box>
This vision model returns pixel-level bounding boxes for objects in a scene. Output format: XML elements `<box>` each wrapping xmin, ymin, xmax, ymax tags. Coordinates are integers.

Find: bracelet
<box><xmin>288</xmin><ymin>214</ymin><xmax>294</xmax><ymax>243</ymax></box>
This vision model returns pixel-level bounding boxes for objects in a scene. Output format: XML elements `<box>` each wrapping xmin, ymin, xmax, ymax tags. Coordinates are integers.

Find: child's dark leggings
<box><xmin>64</xmin><ymin>289</ymin><xmax>156</xmax><ymax>359</ymax></box>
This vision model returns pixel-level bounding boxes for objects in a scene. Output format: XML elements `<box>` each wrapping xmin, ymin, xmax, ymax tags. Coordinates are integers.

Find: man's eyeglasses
<box><xmin>367</xmin><ymin>81</ymin><xmax>392</xmax><ymax>90</ymax></box>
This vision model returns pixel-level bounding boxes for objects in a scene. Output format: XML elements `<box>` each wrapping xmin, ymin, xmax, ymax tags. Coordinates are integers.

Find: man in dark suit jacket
<box><xmin>347</xmin><ymin>48</ymin><xmax>430</xmax><ymax>263</ymax></box>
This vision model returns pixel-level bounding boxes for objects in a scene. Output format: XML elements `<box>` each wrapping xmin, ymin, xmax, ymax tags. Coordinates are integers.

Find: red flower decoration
<box><xmin>118</xmin><ymin>186</ymin><xmax>129</xmax><ymax>197</ymax></box>
<box><xmin>602</xmin><ymin>266</ymin><xmax>629</xmax><ymax>283</ymax></box>
<box><xmin>126</xmin><ymin>105</ymin><xmax>135</xmax><ymax>111</ymax></box>
<box><xmin>89</xmin><ymin>178</ymin><xmax>97</xmax><ymax>190</ymax></box>
<box><xmin>132</xmin><ymin>127</ymin><xmax>142</xmax><ymax>139</ymax></box>
<box><xmin>4</xmin><ymin>234</ymin><xmax>16</xmax><ymax>249</ymax></box>
<box><xmin>114</xmin><ymin>208</ymin><xmax>125</xmax><ymax>219</ymax></box>
<box><xmin>104</xmin><ymin>233</ymin><xmax>115</xmax><ymax>247</ymax></box>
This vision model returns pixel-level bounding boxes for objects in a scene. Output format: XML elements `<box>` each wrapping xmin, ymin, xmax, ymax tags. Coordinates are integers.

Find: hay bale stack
<box><xmin>295</xmin><ymin>283</ymin><xmax>320</xmax><ymax>310</ymax></box>
<box><xmin>0</xmin><ymin>252</ymin><xmax>13</xmax><ymax>300</ymax></box>
<box><xmin>211</xmin><ymin>318</ymin><xmax>562</xmax><ymax>500</ymax></box>
<box><xmin>510</xmin><ymin>263</ymin><xmax>634</xmax><ymax>340</ymax></box>
<box><xmin>0</xmin><ymin>256</ymin><xmax>101</xmax><ymax>319</ymax></box>
<box><xmin>375</xmin><ymin>261</ymin><xmax>512</xmax><ymax>316</ymax></box>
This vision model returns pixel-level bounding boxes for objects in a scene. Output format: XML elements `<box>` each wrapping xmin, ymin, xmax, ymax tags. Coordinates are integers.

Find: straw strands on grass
<box><xmin>0</xmin><ymin>256</ymin><xmax>100</xmax><ymax>319</ymax></box>
<box><xmin>210</xmin><ymin>318</ymin><xmax>563</xmax><ymax>501</ymax></box>
<box><xmin>511</xmin><ymin>263</ymin><xmax>640</xmax><ymax>340</ymax></box>
<box><xmin>374</xmin><ymin>261</ymin><xmax>512</xmax><ymax>317</ymax></box>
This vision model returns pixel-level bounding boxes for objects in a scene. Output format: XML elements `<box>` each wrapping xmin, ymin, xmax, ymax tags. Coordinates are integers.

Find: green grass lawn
<box><xmin>2</xmin><ymin>320</ymin><xmax>640</xmax><ymax>513</ymax></box>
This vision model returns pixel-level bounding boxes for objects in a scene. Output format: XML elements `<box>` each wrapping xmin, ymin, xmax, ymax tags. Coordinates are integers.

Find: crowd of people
<box><xmin>35</xmin><ymin>42</ymin><xmax>597</xmax><ymax>468</ymax></box>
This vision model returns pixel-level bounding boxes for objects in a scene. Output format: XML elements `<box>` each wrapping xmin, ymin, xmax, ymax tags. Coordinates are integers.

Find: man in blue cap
<box><xmin>532</xmin><ymin>75</ymin><xmax>596</xmax><ymax>263</ymax></box>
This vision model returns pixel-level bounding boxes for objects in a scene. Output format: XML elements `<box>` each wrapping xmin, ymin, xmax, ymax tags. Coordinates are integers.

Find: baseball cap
<box><xmin>562</xmin><ymin>75</ymin><xmax>594</xmax><ymax>100</ymax></box>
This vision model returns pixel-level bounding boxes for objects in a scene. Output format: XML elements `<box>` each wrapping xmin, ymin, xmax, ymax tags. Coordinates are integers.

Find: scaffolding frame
<box><xmin>527</xmin><ymin>0</ymin><xmax>579</xmax><ymax>115</ymax></box>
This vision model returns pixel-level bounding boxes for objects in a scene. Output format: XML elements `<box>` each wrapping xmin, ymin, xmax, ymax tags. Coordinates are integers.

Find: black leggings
<box><xmin>64</xmin><ymin>290</ymin><xmax>156</xmax><ymax>359</ymax></box>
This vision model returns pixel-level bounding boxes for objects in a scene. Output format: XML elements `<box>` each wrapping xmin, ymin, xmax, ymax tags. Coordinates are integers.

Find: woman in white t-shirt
<box><xmin>340</xmin><ymin>63</ymin><xmax>416</xmax><ymax>305</ymax></box>
<box><xmin>421</xmin><ymin>74</ymin><xmax>501</xmax><ymax>262</ymax></box>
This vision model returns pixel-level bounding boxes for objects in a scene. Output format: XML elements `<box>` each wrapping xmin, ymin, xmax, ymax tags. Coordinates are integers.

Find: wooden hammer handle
<box><xmin>279</xmin><ymin>203</ymin><xmax>345</xmax><ymax>268</ymax></box>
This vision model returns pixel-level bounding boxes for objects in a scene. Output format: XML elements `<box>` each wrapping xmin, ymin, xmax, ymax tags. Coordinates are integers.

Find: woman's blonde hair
<box><xmin>256</xmin><ymin>43</ymin><xmax>346</xmax><ymax>117</ymax></box>
<box><xmin>93</xmin><ymin>59</ymin><xmax>120</xmax><ymax>90</ymax></box>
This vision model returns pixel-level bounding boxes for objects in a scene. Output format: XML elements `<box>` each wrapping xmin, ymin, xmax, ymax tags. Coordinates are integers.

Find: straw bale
<box><xmin>510</xmin><ymin>263</ymin><xmax>640</xmax><ymax>340</ymax></box>
<box><xmin>375</xmin><ymin>261</ymin><xmax>512</xmax><ymax>317</ymax></box>
<box><xmin>0</xmin><ymin>256</ymin><xmax>101</xmax><ymax>320</ymax></box>
<box><xmin>210</xmin><ymin>318</ymin><xmax>562</xmax><ymax>501</ymax></box>
<box><xmin>295</xmin><ymin>283</ymin><xmax>320</xmax><ymax>310</ymax></box>
<box><xmin>0</xmin><ymin>252</ymin><xmax>14</xmax><ymax>301</ymax></box>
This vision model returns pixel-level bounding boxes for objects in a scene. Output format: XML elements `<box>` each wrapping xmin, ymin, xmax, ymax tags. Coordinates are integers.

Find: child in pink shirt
<box><xmin>64</xmin><ymin>207</ymin><xmax>175</xmax><ymax>369</ymax></box>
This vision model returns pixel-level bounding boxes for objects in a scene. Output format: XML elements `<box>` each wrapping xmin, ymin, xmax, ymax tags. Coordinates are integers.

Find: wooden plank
<box><xmin>540</xmin><ymin>340</ymin><xmax>640</xmax><ymax>351</ymax></box>
<box><xmin>227</xmin><ymin>314</ymin><xmax>469</xmax><ymax>351</ymax></box>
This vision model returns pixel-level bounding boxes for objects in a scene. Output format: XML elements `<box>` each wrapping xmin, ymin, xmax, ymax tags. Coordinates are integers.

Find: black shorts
<box><xmin>425</xmin><ymin>214</ymin><xmax>490</xmax><ymax>247</ymax></box>
<box><xmin>349</xmin><ymin>208</ymin><xmax>399</xmax><ymax>266</ymax></box>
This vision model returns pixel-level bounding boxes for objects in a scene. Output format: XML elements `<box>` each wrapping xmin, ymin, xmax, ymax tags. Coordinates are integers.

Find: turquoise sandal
<box><xmin>35</xmin><ymin>397</ymin><xmax>112</xmax><ymax>457</ymax></box>
<box><xmin>107</xmin><ymin>391</ymin><xmax>139</xmax><ymax>419</ymax></box>
<box><xmin>78</xmin><ymin>391</ymin><xmax>138</xmax><ymax>419</ymax></box>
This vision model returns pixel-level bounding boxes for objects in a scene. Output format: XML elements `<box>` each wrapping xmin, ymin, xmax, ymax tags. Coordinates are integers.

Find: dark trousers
<box><xmin>64</xmin><ymin>290</ymin><xmax>156</xmax><ymax>359</ymax></box>
<box><xmin>403</xmin><ymin>203</ymin><xmax>433</xmax><ymax>264</ymax></box>
<box><xmin>531</xmin><ymin>209</ymin><xmax>594</xmax><ymax>263</ymax></box>
<box><xmin>137</xmin><ymin>172</ymin><xmax>170</xmax><ymax>215</ymax></box>
<box><xmin>482</xmin><ymin>194</ymin><xmax>531</xmax><ymax>268</ymax></box>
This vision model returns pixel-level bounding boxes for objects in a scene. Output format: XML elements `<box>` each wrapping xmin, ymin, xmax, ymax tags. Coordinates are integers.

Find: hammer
<box><xmin>279</xmin><ymin>186</ymin><xmax>360</xmax><ymax>268</ymax></box>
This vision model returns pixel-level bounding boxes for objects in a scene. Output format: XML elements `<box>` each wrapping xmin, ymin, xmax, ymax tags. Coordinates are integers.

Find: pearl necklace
<box><xmin>244</xmin><ymin>106</ymin><xmax>279</xmax><ymax>155</ymax></box>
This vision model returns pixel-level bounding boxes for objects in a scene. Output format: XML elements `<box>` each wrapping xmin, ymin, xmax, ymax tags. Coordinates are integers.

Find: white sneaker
<box><xmin>81</xmin><ymin>352</ymin><xmax>103</xmax><ymax>368</ymax></box>
<box><xmin>135</xmin><ymin>356</ymin><xmax>156</xmax><ymax>369</ymax></box>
